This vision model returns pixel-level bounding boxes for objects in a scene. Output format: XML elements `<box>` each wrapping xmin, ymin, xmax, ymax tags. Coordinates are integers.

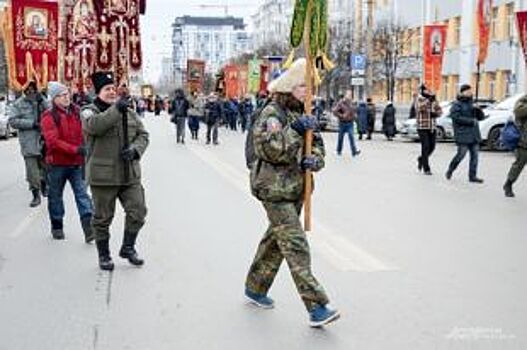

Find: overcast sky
<box><xmin>140</xmin><ymin>0</ymin><xmax>262</xmax><ymax>83</ymax></box>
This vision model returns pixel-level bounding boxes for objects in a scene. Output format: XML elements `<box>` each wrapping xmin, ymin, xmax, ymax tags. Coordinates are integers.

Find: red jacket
<box><xmin>41</xmin><ymin>105</ymin><xmax>84</xmax><ymax>166</ymax></box>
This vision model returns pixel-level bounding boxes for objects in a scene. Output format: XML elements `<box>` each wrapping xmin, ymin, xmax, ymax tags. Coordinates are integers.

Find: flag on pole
<box><xmin>477</xmin><ymin>0</ymin><xmax>493</xmax><ymax>64</ymax></box>
<box><xmin>423</xmin><ymin>24</ymin><xmax>447</xmax><ymax>93</ymax></box>
<box><xmin>516</xmin><ymin>11</ymin><xmax>527</xmax><ymax>65</ymax></box>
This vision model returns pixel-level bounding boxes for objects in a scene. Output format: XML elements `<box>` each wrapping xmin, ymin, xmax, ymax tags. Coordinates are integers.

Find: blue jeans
<box><xmin>47</xmin><ymin>166</ymin><xmax>93</xmax><ymax>228</ymax></box>
<box><xmin>336</xmin><ymin>122</ymin><xmax>359</xmax><ymax>156</ymax></box>
<box><xmin>448</xmin><ymin>143</ymin><xmax>480</xmax><ymax>180</ymax></box>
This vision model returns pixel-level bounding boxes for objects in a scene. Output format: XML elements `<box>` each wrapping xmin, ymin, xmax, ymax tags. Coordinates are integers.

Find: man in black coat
<box><xmin>446</xmin><ymin>84</ymin><xmax>485</xmax><ymax>183</ymax></box>
<box><xmin>205</xmin><ymin>93</ymin><xmax>223</xmax><ymax>145</ymax></box>
<box><xmin>170</xmin><ymin>89</ymin><xmax>190</xmax><ymax>144</ymax></box>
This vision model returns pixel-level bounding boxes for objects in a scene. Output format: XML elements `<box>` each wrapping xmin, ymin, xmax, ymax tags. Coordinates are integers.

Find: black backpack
<box><xmin>244</xmin><ymin>100</ymin><xmax>287</xmax><ymax>170</ymax></box>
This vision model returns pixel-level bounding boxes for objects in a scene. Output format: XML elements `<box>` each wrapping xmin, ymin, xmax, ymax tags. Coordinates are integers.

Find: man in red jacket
<box><xmin>41</xmin><ymin>82</ymin><xmax>94</xmax><ymax>242</ymax></box>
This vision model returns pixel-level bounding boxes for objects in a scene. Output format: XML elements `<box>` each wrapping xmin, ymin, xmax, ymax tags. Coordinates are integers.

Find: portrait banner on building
<box><xmin>224</xmin><ymin>64</ymin><xmax>239</xmax><ymax>99</ymax></box>
<box><xmin>423</xmin><ymin>24</ymin><xmax>447</xmax><ymax>93</ymax></box>
<box><xmin>238</xmin><ymin>65</ymin><xmax>248</xmax><ymax>97</ymax></box>
<box><xmin>64</xmin><ymin>0</ymin><xmax>98</xmax><ymax>92</ymax></box>
<box><xmin>516</xmin><ymin>11</ymin><xmax>527</xmax><ymax>65</ymax></box>
<box><xmin>186</xmin><ymin>59</ymin><xmax>205</xmax><ymax>92</ymax></box>
<box><xmin>1</xmin><ymin>0</ymin><xmax>59</xmax><ymax>91</ymax></box>
<box><xmin>248</xmin><ymin>58</ymin><xmax>261</xmax><ymax>94</ymax></box>
<box><xmin>477</xmin><ymin>0</ymin><xmax>493</xmax><ymax>64</ymax></box>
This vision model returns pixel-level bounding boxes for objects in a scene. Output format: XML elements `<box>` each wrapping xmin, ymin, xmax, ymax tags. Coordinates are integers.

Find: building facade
<box><xmin>171</xmin><ymin>16</ymin><xmax>251</xmax><ymax>88</ymax></box>
<box><xmin>357</xmin><ymin>0</ymin><xmax>527</xmax><ymax>103</ymax></box>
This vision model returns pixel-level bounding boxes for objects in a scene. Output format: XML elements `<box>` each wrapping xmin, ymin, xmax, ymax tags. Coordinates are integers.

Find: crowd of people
<box><xmin>4</xmin><ymin>61</ymin><xmax>527</xmax><ymax>329</ymax></box>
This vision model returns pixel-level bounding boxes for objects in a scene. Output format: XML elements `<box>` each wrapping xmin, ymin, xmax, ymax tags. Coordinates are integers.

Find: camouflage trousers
<box><xmin>245</xmin><ymin>200</ymin><xmax>329</xmax><ymax>311</ymax></box>
<box><xmin>507</xmin><ymin>147</ymin><xmax>527</xmax><ymax>184</ymax></box>
<box><xmin>90</xmin><ymin>183</ymin><xmax>147</xmax><ymax>241</ymax></box>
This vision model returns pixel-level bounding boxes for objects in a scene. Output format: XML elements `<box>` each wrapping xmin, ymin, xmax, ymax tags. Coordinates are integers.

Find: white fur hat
<box><xmin>268</xmin><ymin>58</ymin><xmax>307</xmax><ymax>93</ymax></box>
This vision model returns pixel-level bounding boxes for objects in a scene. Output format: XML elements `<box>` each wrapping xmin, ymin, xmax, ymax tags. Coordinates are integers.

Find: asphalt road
<box><xmin>0</xmin><ymin>113</ymin><xmax>525</xmax><ymax>350</ymax></box>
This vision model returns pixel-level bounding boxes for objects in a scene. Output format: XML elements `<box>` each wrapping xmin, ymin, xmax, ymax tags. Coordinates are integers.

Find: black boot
<box><xmin>119</xmin><ymin>231</ymin><xmax>144</xmax><ymax>266</ymax></box>
<box><xmin>29</xmin><ymin>189</ymin><xmax>41</xmax><ymax>208</ymax></box>
<box><xmin>81</xmin><ymin>216</ymin><xmax>95</xmax><ymax>243</ymax></box>
<box><xmin>96</xmin><ymin>240</ymin><xmax>114</xmax><ymax>271</ymax></box>
<box><xmin>51</xmin><ymin>219</ymin><xmax>65</xmax><ymax>239</ymax></box>
<box><xmin>503</xmin><ymin>180</ymin><xmax>515</xmax><ymax>198</ymax></box>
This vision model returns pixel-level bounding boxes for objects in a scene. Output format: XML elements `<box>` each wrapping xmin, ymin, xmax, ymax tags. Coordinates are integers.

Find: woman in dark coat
<box><xmin>382</xmin><ymin>102</ymin><xmax>397</xmax><ymax>140</ymax></box>
<box><xmin>357</xmin><ymin>101</ymin><xmax>368</xmax><ymax>140</ymax></box>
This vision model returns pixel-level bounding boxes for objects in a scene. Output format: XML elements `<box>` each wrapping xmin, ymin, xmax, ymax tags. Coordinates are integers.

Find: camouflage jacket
<box><xmin>250</xmin><ymin>103</ymin><xmax>325</xmax><ymax>202</ymax></box>
<box><xmin>81</xmin><ymin>102</ymin><xmax>149</xmax><ymax>186</ymax></box>
<box><xmin>513</xmin><ymin>95</ymin><xmax>527</xmax><ymax>149</ymax></box>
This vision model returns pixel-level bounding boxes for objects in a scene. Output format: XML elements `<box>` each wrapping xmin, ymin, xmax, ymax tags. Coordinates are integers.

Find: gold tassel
<box><xmin>321</xmin><ymin>52</ymin><xmax>335</xmax><ymax>71</ymax></box>
<box><xmin>282</xmin><ymin>49</ymin><xmax>295</xmax><ymax>69</ymax></box>
<box><xmin>313</xmin><ymin>63</ymin><xmax>322</xmax><ymax>87</ymax></box>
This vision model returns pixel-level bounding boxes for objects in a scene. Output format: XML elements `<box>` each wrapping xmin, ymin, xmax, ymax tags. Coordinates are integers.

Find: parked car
<box><xmin>400</xmin><ymin>99</ymin><xmax>495</xmax><ymax>142</ymax></box>
<box><xmin>0</xmin><ymin>101</ymin><xmax>16</xmax><ymax>140</ymax></box>
<box><xmin>479</xmin><ymin>94</ymin><xmax>523</xmax><ymax>151</ymax></box>
<box><xmin>319</xmin><ymin>110</ymin><xmax>339</xmax><ymax>132</ymax></box>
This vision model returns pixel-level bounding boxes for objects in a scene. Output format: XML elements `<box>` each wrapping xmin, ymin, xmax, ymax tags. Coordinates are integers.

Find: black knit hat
<box><xmin>91</xmin><ymin>71</ymin><xmax>114</xmax><ymax>94</ymax></box>
<box><xmin>459</xmin><ymin>84</ymin><xmax>472</xmax><ymax>93</ymax></box>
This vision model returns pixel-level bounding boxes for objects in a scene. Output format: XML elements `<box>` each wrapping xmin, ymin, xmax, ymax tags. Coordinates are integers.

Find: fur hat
<box><xmin>91</xmin><ymin>71</ymin><xmax>114</xmax><ymax>94</ymax></box>
<box><xmin>268</xmin><ymin>58</ymin><xmax>307</xmax><ymax>93</ymax></box>
<box><xmin>459</xmin><ymin>84</ymin><xmax>472</xmax><ymax>93</ymax></box>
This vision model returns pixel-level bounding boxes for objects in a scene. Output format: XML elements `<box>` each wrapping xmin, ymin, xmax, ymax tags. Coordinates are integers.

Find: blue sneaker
<box><xmin>309</xmin><ymin>304</ymin><xmax>340</xmax><ymax>328</ymax></box>
<box><xmin>245</xmin><ymin>289</ymin><xmax>275</xmax><ymax>309</ymax></box>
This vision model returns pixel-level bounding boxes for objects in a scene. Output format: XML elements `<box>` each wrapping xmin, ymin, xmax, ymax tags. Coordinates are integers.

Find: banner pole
<box><xmin>475</xmin><ymin>62</ymin><xmax>481</xmax><ymax>101</ymax></box>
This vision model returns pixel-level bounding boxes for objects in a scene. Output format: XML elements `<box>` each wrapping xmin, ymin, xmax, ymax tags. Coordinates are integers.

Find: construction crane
<box><xmin>195</xmin><ymin>3</ymin><xmax>254</xmax><ymax>17</ymax></box>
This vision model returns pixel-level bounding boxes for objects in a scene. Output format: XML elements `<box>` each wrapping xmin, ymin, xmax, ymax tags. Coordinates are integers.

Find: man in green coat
<box><xmin>503</xmin><ymin>95</ymin><xmax>527</xmax><ymax>197</ymax></box>
<box><xmin>245</xmin><ymin>58</ymin><xmax>340</xmax><ymax>328</ymax></box>
<box><xmin>9</xmin><ymin>82</ymin><xmax>49</xmax><ymax>207</ymax></box>
<box><xmin>81</xmin><ymin>72</ymin><xmax>149</xmax><ymax>271</ymax></box>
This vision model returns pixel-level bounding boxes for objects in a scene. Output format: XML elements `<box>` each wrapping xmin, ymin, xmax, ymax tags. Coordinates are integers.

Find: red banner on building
<box><xmin>423</xmin><ymin>24</ymin><xmax>447</xmax><ymax>93</ymax></box>
<box><xmin>186</xmin><ymin>59</ymin><xmax>205</xmax><ymax>93</ymax></box>
<box><xmin>2</xmin><ymin>0</ymin><xmax>59</xmax><ymax>91</ymax></box>
<box><xmin>517</xmin><ymin>11</ymin><xmax>527</xmax><ymax>65</ymax></box>
<box><xmin>477</xmin><ymin>0</ymin><xmax>493</xmax><ymax>64</ymax></box>
<box><xmin>224</xmin><ymin>64</ymin><xmax>239</xmax><ymax>99</ymax></box>
<box><xmin>259</xmin><ymin>64</ymin><xmax>269</xmax><ymax>94</ymax></box>
<box><xmin>238</xmin><ymin>65</ymin><xmax>248</xmax><ymax>97</ymax></box>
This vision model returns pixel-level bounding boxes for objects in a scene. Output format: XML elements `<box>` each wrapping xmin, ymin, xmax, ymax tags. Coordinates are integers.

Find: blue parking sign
<box><xmin>350</xmin><ymin>54</ymin><xmax>366</xmax><ymax>70</ymax></box>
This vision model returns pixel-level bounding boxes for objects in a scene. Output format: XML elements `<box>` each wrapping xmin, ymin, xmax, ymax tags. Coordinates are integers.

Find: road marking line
<box><xmin>188</xmin><ymin>143</ymin><xmax>397</xmax><ymax>272</ymax></box>
<box><xmin>9</xmin><ymin>205</ymin><xmax>45</xmax><ymax>239</ymax></box>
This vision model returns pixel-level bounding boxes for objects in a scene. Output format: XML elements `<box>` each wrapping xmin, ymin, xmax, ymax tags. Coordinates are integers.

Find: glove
<box><xmin>116</xmin><ymin>96</ymin><xmax>131</xmax><ymax>113</ymax></box>
<box><xmin>300</xmin><ymin>155</ymin><xmax>320</xmax><ymax>171</ymax></box>
<box><xmin>76</xmin><ymin>145</ymin><xmax>88</xmax><ymax>156</ymax></box>
<box><xmin>291</xmin><ymin>115</ymin><xmax>317</xmax><ymax>136</ymax></box>
<box><xmin>121</xmin><ymin>146</ymin><xmax>139</xmax><ymax>161</ymax></box>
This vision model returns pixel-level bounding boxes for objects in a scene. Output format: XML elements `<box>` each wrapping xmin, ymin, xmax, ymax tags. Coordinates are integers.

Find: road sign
<box><xmin>351</xmin><ymin>77</ymin><xmax>365</xmax><ymax>86</ymax></box>
<box><xmin>351</xmin><ymin>69</ymin><xmax>365</xmax><ymax>76</ymax></box>
<box><xmin>350</xmin><ymin>54</ymin><xmax>366</xmax><ymax>70</ymax></box>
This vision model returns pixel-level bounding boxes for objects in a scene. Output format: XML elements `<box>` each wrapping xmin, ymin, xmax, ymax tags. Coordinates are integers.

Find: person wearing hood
<box><xmin>416</xmin><ymin>84</ymin><xmax>442</xmax><ymax>175</ymax></box>
<box><xmin>245</xmin><ymin>58</ymin><xmax>340</xmax><ymax>328</ymax></box>
<box><xmin>81</xmin><ymin>71</ymin><xmax>149</xmax><ymax>271</ymax></box>
<box><xmin>8</xmin><ymin>81</ymin><xmax>49</xmax><ymax>207</ymax></box>
<box><xmin>382</xmin><ymin>101</ymin><xmax>397</xmax><ymax>141</ymax></box>
<box><xmin>40</xmin><ymin>82</ymin><xmax>94</xmax><ymax>242</ymax></box>
<box><xmin>446</xmin><ymin>84</ymin><xmax>485</xmax><ymax>183</ymax></box>
<box><xmin>357</xmin><ymin>100</ymin><xmax>368</xmax><ymax>140</ymax></box>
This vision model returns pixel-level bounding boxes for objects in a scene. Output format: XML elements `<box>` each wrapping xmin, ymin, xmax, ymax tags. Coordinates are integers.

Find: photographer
<box><xmin>416</xmin><ymin>84</ymin><xmax>442</xmax><ymax>175</ymax></box>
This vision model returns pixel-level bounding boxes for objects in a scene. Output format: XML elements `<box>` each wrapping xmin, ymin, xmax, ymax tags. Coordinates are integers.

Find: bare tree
<box><xmin>371</xmin><ymin>20</ymin><xmax>414</xmax><ymax>101</ymax></box>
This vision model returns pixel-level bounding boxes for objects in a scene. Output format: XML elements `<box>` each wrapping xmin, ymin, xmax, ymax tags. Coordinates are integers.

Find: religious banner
<box><xmin>238</xmin><ymin>65</ymin><xmax>248</xmax><ymax>97</ymax></box>
<box><xmin>1</xmin><ymin>0</ymin><xmax>59</xmax><ymax>91</ymax></box>
<box><xmin>186</xmin><ymin>59</ymin><xmax>205</xmax><ymax>93</ymax></box>
<box><xmin>423</xmin><ymin>24</ymin><xmax>447</xmax><ymax>93</ymax></box>
<box><xmin>477</xmin><ymin>0</ymin><xmax>493</xmax><ymax>64</ymax></box>
<box><xmin>517</xmin><ymin>11</ymin><xmax>527</xmax><ymax>65</ymax></box>
<box><xmin>224</xmin><ymin>64</ymin><xmax>239</xmax><ymax>99</ymax></box>
<box><xmin>93</xmin><ymin>0</ymin><xmax>145</xmax><ymax>86</ymax></box>
<box><xmin>247</xmin><ymin>58</ymin><xmax>261</xmax><ymax>94</ymax></box>
<box><xmin>64</xmin><ymin>0</ymin><xmax>98</xmax><ymax>92</ymax></box>
<box><xmin>259</xmin><ymin>64</ymin><xmax>269</xmax><ymax>94</ymax></box>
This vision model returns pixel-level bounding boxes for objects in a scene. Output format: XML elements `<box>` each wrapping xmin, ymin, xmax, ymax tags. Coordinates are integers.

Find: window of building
<box><xmin>488</xmin><ymin>72</ymin><xmax>496</xmax><ymax>99</ymax></box>
<box><xmin>491</xmin><ymin>7</ymin><xmax>499</xmax><ymax>40</ymax></box>
<box><xmin>453</xmin><ymin>17</ymin><xmax>461</xmax><ymax>47</ymax></box>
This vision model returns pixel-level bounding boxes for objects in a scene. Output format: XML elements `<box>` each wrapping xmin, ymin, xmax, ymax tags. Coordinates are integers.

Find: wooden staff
<box><xmin>303</xmin><ymin>1</ymin><xmax>315</xmax><ymax>232</ymax></box>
